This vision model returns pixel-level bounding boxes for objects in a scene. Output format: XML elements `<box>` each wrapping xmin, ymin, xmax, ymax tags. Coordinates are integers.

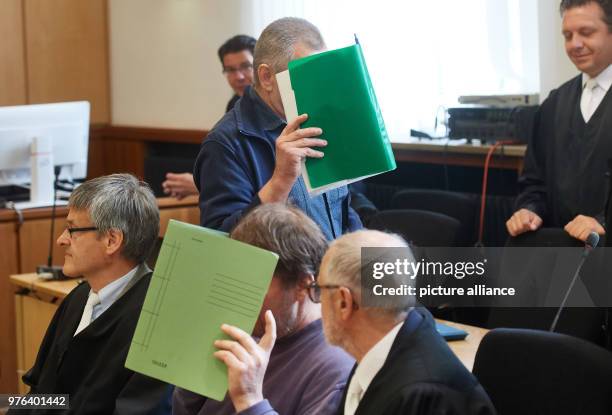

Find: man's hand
<box><xmin>506</xmin><ymin>208</ymin><xmax>543</xmax><ymax>236</ymax></box>
<box><xmin>213</xmin><ymin>310</ymin><xmax>277</xmax><ymax>413</ymax></box>
<box><xmin>162</xmin><ymin>172</ymin><xmax>198</xmax><ymax>200</ymax></box>
<box><xmin>258</xmin><ymin>114</ymin><xmax>326</xmax><ymax>203</ymax></box>
<box><xmin>564</xmin><ymin>215</ymin><xmax>605</xmax><ymax>242</ymax></box>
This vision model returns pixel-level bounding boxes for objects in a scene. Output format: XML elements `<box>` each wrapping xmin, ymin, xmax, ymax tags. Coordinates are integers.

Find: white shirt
<box><xmin>581</xmin><ymin>64</ymin><xmax>612</xmax><ymax>122</ymax></box>
<box><xmin>91</xmin><ymin>265</ymin><xmax>139</xmax><ymax>321</ymax></box>
<box><xmin>343</xmin><ymin>317</ymin><xmax>407</xmax><ymax>415</ymax></box>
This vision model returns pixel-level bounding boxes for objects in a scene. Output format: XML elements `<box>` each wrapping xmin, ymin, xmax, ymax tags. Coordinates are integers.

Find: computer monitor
<box><xmin>0</xmin><ymin>101</ymin><xmax>90</xmax><ymax>209</ymax></box>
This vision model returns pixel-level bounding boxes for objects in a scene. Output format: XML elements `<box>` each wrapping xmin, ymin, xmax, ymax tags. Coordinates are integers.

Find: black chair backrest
<box><xmin>392</xmin><ymin>189</ymin><xmax>477</xmax><ymax>246</ymax></box>
<box><xmin>473</xmin><ymin>328</ymin><xmax>612</xmax><ymax>415</ymax></box>
<box><xmin>368</xmin><ymin>209</ymin><xmax>460</xmax><ymax>247</ymax></box>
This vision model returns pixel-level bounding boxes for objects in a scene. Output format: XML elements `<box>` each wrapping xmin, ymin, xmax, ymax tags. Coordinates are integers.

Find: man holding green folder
<box><xmin>194</xmin><ymin>17</ymin><xmax>362</xmax><ymax>240</ymax></box>
<box><xmin>173</xmin><ymin>204</ymin><xmax>354</xmax><ymax>414</ymax></box>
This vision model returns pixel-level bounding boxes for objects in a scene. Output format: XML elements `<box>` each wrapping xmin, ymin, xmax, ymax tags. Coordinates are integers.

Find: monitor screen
<box><xmin>0</xmin><ymin>101</ymin><xmax>90</xmax><ymax>188</ymax></box>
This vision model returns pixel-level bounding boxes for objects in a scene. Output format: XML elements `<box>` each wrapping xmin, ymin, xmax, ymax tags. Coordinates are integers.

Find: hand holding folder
<box><xmin>258</xmin><ymin>114</ymin><xmax>327</xmax><ymax>203</ymax></box>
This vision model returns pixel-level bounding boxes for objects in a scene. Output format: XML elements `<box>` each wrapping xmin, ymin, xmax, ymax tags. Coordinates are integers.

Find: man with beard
<box><xmin>172</xmin><ymin>203</ymin><xmax>354</xmax><ymax>415</ymax></box>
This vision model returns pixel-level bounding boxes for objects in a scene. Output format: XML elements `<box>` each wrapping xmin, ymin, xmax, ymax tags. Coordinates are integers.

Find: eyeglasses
<box><xmin>308</xmin><ymin>281</ymin><xmax>343</xmax><ymax>303</ymax></box>
<box><xmin>222</xmin><ymin>62</ymin><xmax>253</xmax><ymax>76</ymax></box>
<box><xmin>64</xmin><ymin>226</ymin><xmax>98</xmax><ymax>237</ymax></box>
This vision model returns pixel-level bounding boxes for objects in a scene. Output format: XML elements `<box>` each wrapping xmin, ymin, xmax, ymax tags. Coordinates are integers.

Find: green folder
<box><xmin>125</xmin><ymin>220</ymin><xmax>278</xmax><ymax>401</ymax></box>
<box><xmin>277</xmin><ymin>43</ymin><xmax>396</xmax><ymax>195</ymax></box>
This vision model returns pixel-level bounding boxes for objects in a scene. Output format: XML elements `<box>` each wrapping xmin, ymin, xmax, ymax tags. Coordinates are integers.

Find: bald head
<box><xmin>322</xmin><ymin>230</ymin><xmax>409</xmax><ymax>293</ymax></box>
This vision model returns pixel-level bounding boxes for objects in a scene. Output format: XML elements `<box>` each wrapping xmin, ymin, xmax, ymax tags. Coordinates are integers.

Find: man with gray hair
<box><xmin>17</xmin><ymin>174</ymin><xmax>171</xmax><ymax>414</ymax></box>
<box><xmin>194</xmin><ymin>17</ymin><xmax>362</xmax><ymax>239</ymax></box>
<box><xmin>317</xmin><ymin>230</ymin><xmax>496</xmax><ymax>415</ymax></box>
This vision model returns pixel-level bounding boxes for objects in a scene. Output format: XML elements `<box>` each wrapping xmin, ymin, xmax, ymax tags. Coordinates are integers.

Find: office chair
<box><xmin>391</xmin><ymin>189</ymin><xmax>477</xmax><ymax>246</ymax></box>
<box><xmin>473</xmin><ymin>328</ymin><xmax>612</xmax><ymax>414</ymax></box>
<box><xmin>367</xmin><ymin>209</ymin><xmax>461</xmax><ymax>247</ymax></box>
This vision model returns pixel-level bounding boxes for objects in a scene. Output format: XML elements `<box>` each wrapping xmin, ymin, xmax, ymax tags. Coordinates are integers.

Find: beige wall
<box><xmin>109</xmin><ymin>0</ymin><xmax>259</xmax><ymax>129</ymax></box>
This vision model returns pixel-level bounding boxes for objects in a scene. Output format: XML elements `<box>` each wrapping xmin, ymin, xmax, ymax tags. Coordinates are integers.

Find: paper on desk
<box><xmin>125</xmin><ymin>220</ymin><xmax>278</xmax><ymax>401</ymax></box>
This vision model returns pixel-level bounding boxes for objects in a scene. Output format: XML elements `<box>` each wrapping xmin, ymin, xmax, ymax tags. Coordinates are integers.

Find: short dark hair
<box><xmin>560</xmin><ymin>0</ymin><xmax>612</xmax><ymax>31</ymax></box>
<box><xmin>229</xmin><ymin>204</ymin><xmax>328</xmax><ymax>286</ymax></box>
<box><xmin>217</xmin><ymin>35</ymin><xmax>257</xmax><ymax>66</ymax></box>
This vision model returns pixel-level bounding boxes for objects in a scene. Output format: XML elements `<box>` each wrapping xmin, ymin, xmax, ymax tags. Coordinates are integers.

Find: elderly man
<box><xmin>194</xmin><ymin>17</ymin><xmax>362</xmax><ymax>238</ymax></box>
<box><xmin>316</xmin><ymin>230</ymin><xmax>496</xmax><ymax>415</ymax></box>
<box><xmin>507</xmin><ymin>0</ymin><xmax>612</xmax><ymax>242</ymax></box>
<box><xmin>173</xmin><ymin>203</ymin><xmax>354</xmax><ymax>415</ymax></box>
<box><xmin>163</xmin><ymin>34</ymin><xmax>257</xmax><ymax>199</ymax></box>
<box><xmin>16</xmin><ymin>174</ymin><xmax>171</xmax><ymax>414</ymax></box>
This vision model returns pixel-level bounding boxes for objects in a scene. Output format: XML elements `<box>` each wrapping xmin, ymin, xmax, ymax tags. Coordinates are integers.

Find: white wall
<box><xmin>109</xmin><ymin>0</ymin><xmax>579</xmax><ymax>129</ymax></box>
<box><xmin>538</xmin><ymin>0</ymin><xmax>578</xmax><ymax>100</ymax></box>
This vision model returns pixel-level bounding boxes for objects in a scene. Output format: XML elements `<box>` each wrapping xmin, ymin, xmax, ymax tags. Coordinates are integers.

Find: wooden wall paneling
<box><xmin>0</xmin><ymin>0</ymin><xmax>27</xmax><ymax>106</ymax></box>
<box><xmin>17</xmin><ymin>295</ymin><xmax>58</xmax><ymax>393</ymax></box>
<box><xmin>23</xmin><ymin>0</ymin><xmax>110</xmax><ymax>123</ymax></box>
<box><xmin>18</xmin><ymin>218</ymin><xmax>67</xmax><ymax>273</ymax></box>
<box><xmin>0</xmin><ymin>222</ymin><xmax>21</xmax><ymax>393</ymax></box>
<box><xmin>159</xmin><ymin>206</ymin><xmax>201</xmax><ymax>237</ymax></box>
<box><xmin>89</xmin><ymin>137</ymin><xmax>147</xmax><ymax>179</ymax></box>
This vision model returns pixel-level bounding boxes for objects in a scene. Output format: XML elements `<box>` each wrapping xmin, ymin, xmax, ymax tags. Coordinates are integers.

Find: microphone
<box><xmin>36</xmin><ymin>166</ymin><xmax>66</xmax><ymax>280</ymax></box>
<box><xmin>550</xmin><ymin>231</ymin><xmax>600</xmax><ymax>332</ymax></box>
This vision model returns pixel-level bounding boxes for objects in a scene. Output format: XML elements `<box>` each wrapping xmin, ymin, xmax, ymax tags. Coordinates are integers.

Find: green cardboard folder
<box><xmin>277</xmin><ymin>43</ymin><xmax>396</xmax><ymax>195</ymax></box>
<box><xmin>125</xmin><ymin>220</ymin><xmax>278</xmax><ymax>401</ymax></box>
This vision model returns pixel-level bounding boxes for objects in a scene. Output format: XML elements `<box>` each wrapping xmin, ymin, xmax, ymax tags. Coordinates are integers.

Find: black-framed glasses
<box><xmin>222</xmin><ymin>62</ymin><xmax>253</xmax><ymax>76</ymax></box>
<box><xmin>65</xmin><ymin>226</ymin><xmax>98</xmax><ymax>237</ymax></box>
<box><xmin>308</xmin><ymin>281</ymin><xmax>342</xmax><ymax>303</ymax></box>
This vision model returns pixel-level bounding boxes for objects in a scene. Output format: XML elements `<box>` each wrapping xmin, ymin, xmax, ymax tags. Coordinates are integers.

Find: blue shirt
<box><xmin>194</xmin><ymin>86</ymin><xmax>362</xmax><ymax>240</ymax></box>
<box><xmin>91</xmin><ymin>265</ymin><xmax>139</xmax><ymax>321</ymax></box>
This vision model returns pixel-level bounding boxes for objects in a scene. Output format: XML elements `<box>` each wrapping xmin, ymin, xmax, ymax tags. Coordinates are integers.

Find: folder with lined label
<box><xmin>125</xmin><ymin>220</ymin><xmax>278</xmax><ymax>401</ymax></box>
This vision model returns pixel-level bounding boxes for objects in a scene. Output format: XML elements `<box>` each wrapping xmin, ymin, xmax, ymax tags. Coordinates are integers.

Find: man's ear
<box><xmin>296</xmin><ymin>274</ymin><xmax>315</xmax><ymax>301</ymax></box>
<box><xmin>105</xmin><ymin>229</ymin><xmax>124</xmax><ymax>257</ymax></box>
<box><xmin>257</xmin><ymin>63</ymin><xmax>275</xmax><ymax>92</ymax></box>
<box><xmin>337</xmin><ymin>287</ymin><xmax>356</xmax><ymax>321</ymax></box>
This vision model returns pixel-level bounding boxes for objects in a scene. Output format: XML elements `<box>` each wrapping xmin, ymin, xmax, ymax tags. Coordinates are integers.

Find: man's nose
<box><xmin>570</xmin><ymin>36</ymin><xmax>584</xmax><ymax>50</ymax></box>
<box><xmin>57</xmin><ymin>229</ymin><xmax>69</xmax><ymax>246</ymax></box>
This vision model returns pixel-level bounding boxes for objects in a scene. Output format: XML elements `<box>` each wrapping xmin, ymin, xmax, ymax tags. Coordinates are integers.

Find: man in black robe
<box><xmin>13</xmin><ymin>174</ymin><xmax>171</xmax><ymax>414</ymax></box>
<box><xmin>507</xmin><ymin>0</ymin><xmax>612</xmax><ymax>242</ymax></box>
<box><xmin>317</xmin><ymin>230</ymin><xmax>496</xmax><ymax>415</ymax></box>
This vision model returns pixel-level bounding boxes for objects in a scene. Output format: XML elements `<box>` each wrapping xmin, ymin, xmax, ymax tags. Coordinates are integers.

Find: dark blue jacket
<box><xmin>194</xmin><ymin>86</ymin><xmax>362</xmax><ymax>239</ymax></box>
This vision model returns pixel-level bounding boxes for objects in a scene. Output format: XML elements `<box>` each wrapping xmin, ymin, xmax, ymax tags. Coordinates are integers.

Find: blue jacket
<box><xmin>194</xmin><ymin>86</ymin><xmax>362</xmax><ymax>240</ymax></box>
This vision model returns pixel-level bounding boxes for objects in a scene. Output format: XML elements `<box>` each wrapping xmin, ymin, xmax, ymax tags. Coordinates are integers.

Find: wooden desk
<box><xmin>436</xmin><ymin>319</ymin><xmax>488</xmax><ymax>371</ymax></box>
<box><xmin>0</xmin><ymin>196</ymin><xmax>199</xmax><ymax>393</ymax></box>
<box><xmin>391</xmin><ymin>139</ymin><xmax>526</xmax><ymax>172</ymax></box>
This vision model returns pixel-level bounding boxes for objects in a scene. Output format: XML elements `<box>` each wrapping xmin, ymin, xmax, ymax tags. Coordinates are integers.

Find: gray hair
<box><xmin>253</xmin><ymin>17</ymin><xmax>326</xmax><ymax>86</ymax></box>
<box><xmin>69</xmin><ymin>173</ymin><xmax>160</xmax><ymax>264</ymax></box>
<box><xmin>230</xmin><ymin>203</ymin><xmax>328</xmax><ymax>287</ymax></box>
<box><xmin>323</xmin><ymin>230</ymin><xmax>414</xmax><ymax>317</ymax></box>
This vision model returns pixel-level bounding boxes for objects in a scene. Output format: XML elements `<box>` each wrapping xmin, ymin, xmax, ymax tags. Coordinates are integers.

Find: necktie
<box><xmin>74</xmin><ymin>291</ymin><xmax>100</xmax><ymax>336</ymax></box>
<box><xmin>580</xmin><ymin>78</ymin><xmax>599</xmax><ymax>123</ymax></box>
<box><xmin>344</xmin><ymin>378</ymin><xmax>363</xmax><ymax>415</ymax></box>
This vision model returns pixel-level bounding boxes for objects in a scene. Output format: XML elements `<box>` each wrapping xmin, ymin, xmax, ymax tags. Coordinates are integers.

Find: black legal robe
<box><xmin>516</xmin><ymin>74</ymin><xmax>612</xmax><ymax>227</ymax></box>
<box><xmin>14</xmin><ymin>267</ymin><xmax>171</xmax><ymax>414</ymax></box>
<box><xmin>336</xmin><ymin>309</ymin><xmax>496</xmax><ymax>415</ymax></box>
